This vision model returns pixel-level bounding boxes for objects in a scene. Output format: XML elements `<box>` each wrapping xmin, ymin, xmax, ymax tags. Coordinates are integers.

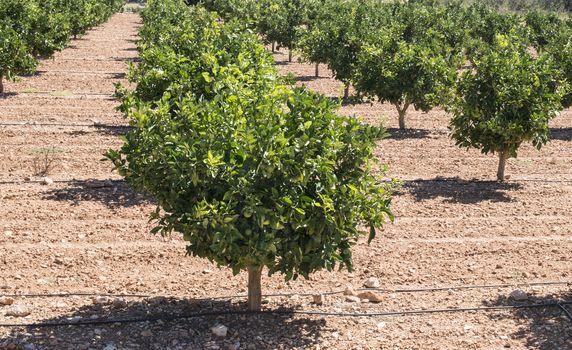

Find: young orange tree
<box><xmin>108</xmin><ymin>0</ymin><xmax>395</xmax><ymax>311</ymax></box>
<box><xmin>449</xmin><ymin>34</ymin><xmax>567</xmax><ymax>181</ymax></box>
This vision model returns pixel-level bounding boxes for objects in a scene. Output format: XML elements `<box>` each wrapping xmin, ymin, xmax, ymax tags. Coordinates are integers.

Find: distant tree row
<box><xmin>0</xmin><ymin>0</ymin><xmax>125</xmax><ymax>93</ymax></box>
<box><xmin>201</xmin><ymin>0</ymin><xmax>572</xmax><ymax>180</ymax></box>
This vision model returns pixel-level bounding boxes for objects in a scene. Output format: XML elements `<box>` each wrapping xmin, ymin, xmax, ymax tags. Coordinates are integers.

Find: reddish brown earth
<box><xmin>1</xmin><ymin>13</ymin><xmax>571</xmax><ymax>350</ymax></box>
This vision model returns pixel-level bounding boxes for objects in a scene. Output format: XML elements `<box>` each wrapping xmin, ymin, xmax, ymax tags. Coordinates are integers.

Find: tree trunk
<box><xmin>271</xmin><ymin>42</ymin><xmax>275</xmax><ymax>53</ymax></box>
<box><xmin>0</xmin><ymin>75</ymin><xmax>4</xmax><ymax>94</ymax></box>
<box><xmin>315</xmin><ymin>63</ymin><xmax>319</xmax><ymax>77</ymax></box>
<box><xmin>247</xmin><ymin>266</ymin><xmax>262</xmax><ymax>312</ymax></box>
<box><xmin>288</xmin><ymin>49</ymin><xmax>293</xmax><ymax>63</ymax></box>
<box><xmin>395</xmin><ymin>101</ymin><xmax>411</xmax><ymax>130</ymax></box>
<box><xmin>497</xmin><ymin>150</ymin><xmax>509</xmax><ymax>181</ymax></box>
<box><xmin>398</xmin><ymin>109</ymin><xmax>406</xmax><ymax>130</ymax></box>
<box><xmin>343</xmin><ymin>83</ymin><xmax>349</xmax><ymax>100</ymax></box>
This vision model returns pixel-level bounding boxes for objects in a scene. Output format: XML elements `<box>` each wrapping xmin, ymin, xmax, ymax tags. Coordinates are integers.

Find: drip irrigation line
<box><xmin>16</xmin><ymin>91</ymin><xmax>113</xmax><ymax>97</ymax></box>
<box><xmin>0</xmin><ymin>179</ymin><xmax>125</xmax><ymax>185</ymax></box>
<box><xmin>0</xmin><ymin>293</ymin><xmax>149</xmax><ymax>298</ymax></box>
<box><xmin>2</xmin><ymin>281</ymin><xmax>569</xmax><ymax>300</ymax></box>
<box><xmin>1</xmin><ymin>301</ymin><xmax>571</xmax><ymax>328</ymax></box>
<box><xmin>558</xmin><ymin>303</ymin><xmax>572</xmax><ymax>322</ymax></box>
<box><xmin>0</xmin><ymin>122</ymin><xmax>131</xmax><ymax>129</ymax></box>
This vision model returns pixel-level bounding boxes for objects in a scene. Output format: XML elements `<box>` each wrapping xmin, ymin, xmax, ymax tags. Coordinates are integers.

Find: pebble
<box><xmin>112</xmin><ymin>298</ymin><xmax>128</xmax><ymax>309</ymax></box>
<box><xmin>41</xmin><ymin>177</ymin><xmax>53</xmax><ymax>185</ymax></box>
<box><xmin>364</xmin><ymin>277</ymin><xmax>380</xmax><ymax>288</ymax></box>
<box><xmin>92</xmin><ymin>296</ymin><xmax>111</xmax><ymax>305</ymax></box>
<box><xmin>103</xmin><ymin>345</ymin><xmax>117</xmax><ymax>350</ymax></box>
<box><xmin>509</xmin><ymin>289</ymin><xmax>528</xmax><ymax>301</ymax></box>
<box><xmin>357</xmin><ymin>291</ymin><xmax>384</xmax><ymax>303</ymax></box>
<box><xmin>140</xmin><ymin>330</ymin><xmax>152</xmax><ymax>337</ymax></box>
<box><xmin>211</xmin><ymin>324</ymin><xmax>228</xmax><ymax>337</ymax></box>
<box><xmin>313</xmin><ymin>294</ymin><xmax>326</xmax><ymax>305</ymax></box>
<box><xmin>5</xmin><ymin>304</ymin><xmax>31</xmax><ymax>317</ymax></box>
<box><xmin>343</xmin><ymin>285</ymin><xmax>357</xmax><ymax>296</ymax></box>
<box><xmin>345</xmin><ymin>296</ymin><xmax>361</xmax><ymax>303</ymax></box>
<box><xmin>0</xmin><ymin>297</ymin><xmax>14</xmax><ymax>305</ymax></box>
<box><xmin>227</xmin><ymin>342</ymin><xmax>240</xmax><ymax>350</ymax></box>
<box><xmin>377</xmin><ymin>322</ymin><xmax>387</xmax><ymax>330</ymax></box>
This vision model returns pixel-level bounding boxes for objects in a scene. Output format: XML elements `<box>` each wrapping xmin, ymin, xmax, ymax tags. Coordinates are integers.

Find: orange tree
<box><xmin>448</xmin><ymin>34</ymin><xmax>567</xmax><ymax>181</ymax></box>
<box><xmin>108</xmin><ymin>0</ymin><xmax>395</xmax><ymax>311</ymax></box>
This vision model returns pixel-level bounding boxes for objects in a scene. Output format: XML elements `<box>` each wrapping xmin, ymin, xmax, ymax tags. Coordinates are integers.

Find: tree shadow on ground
<box><xmin>385</xmin><ymin>128</ymin><xmax>438</xmax><ymax>140</ymax></box>
<box><xmin>549</xmin><ymin>128</ymin><xmax>572</xmax><ymax>141</ymax></box>
<box><xmin>485</xmin><ymin>290</ymin><xmax>572</xmax><ymax>350</ymax></box>
<box><xmin>42</xmin><ymin>179</ymin><xmax>152</xmax><ymax>208</ymax></box>
<box><xmin>0</xmin><ymin>92</ymin><xmax>18</xmax><ymax>99</ymax></box>
<box><xmin>296</xmin><ymin>75</ymin><xmax>327</xmax><ymax>82</ymax></box>
<box><xmin>403</xmin><ymin>177</ymin><xmax>522</xmax><ymax>203</ymax></box>
<box><xmin>93</xmin><ymin>124</ymin><xmax>133</xmax><ymax>136</ymax></box>
<box><xmin>113</xmin><ymin>57</ymin><xmax>140</xmax><ymax>63</ymax></box>
<box><xmin>0</xmin><ymin>297</ymin><xmax>327</xmax><ymax>350</ymax></box>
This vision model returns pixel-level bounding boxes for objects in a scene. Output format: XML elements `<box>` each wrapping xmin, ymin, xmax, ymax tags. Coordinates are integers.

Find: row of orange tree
<box><xmin>108</xmin><ymin>0</ymin><xmax>396</xmax><ymax>311</ymax></box>
<box><xmin>202</xmin><ymin>0</ymin><xmax>572</xmax><ymax>181</ymax></box>
<box><xmin>0</xmin><ymin>0</ymin><xmax>125</xmax><ymax>93</ymax></box>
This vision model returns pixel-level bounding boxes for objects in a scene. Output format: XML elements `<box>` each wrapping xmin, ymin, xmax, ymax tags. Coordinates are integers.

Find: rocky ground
<box><xmin>0</xmin><ymin>11</ymin><xmax>571</xmax><ymax>350</ymax></box>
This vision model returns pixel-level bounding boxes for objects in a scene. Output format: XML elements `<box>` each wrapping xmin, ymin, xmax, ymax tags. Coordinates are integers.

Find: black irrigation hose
<box><xmin>2</xmin><ymin>281</ymin><xmax>569</xmax><ymax>300</ymax></box>
<box><xmin>0</xmin><ymin>293</ymin><xmax>149</xmax><ymax>298</ymax></box>
<box><xmin>558</xmin><ymin>303</ymin><xmax>572</xmax><ymax>322</ymax></box>
<box><xmin>0</xmin><ymin>122</ymin><xmax>131</xmax><ymax>128</ymax></box>
<box><xmin>1</xmin><ymin>301</ymin><xmax>571</xmax><ymax>328</ymax></box>
<box><xmin>0</xmin><ymin>179</ymin><xmax>126</xmax><ymax>185</ymax></box>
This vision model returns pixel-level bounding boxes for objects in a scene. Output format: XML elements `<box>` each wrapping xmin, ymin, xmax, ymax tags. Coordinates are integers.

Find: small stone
<box><xmin>141</xmin><ymin>330</ymin><xmax>152</xmax><ymax>337</ymax></box>
<box><xmin>41</xmin><ymin>177</ymin><xmax>53</xmax><ymax>185</ymax></box>
<box><xmin>92</xmin><ymin>296</ymin><xmax>111</xmax><ymax>305</ymax></box>
<box><xmin>464</xmin><ymin>324</ymin><xmax>473</xmax><ymax>331</ymax></box>
<box><xmin>312</xmin><ymin>294</ymin><xmax>325</xmax><ymax>305</ymax></box>
<box><xmin>0</xmin><ymin>297</ymin><xmax>14</xmax><ymax>305</ymax></box>
<box><xmin>103</xmin><ymin>345</ymin><xmax>117</xmax><ymax>350</ymax></box>
<box><xmin>202</xmin><ymin>269</ymin><xmax>213</xmax><ymax>274</ymax></box>
<box><xmin>211</xmin><ymin>324</ymin><xmax>228</xmax><ymax>337</ymax></box>
<box><xmin>3</xmin><ymin>231</ymin><xmax>13</xmax><ymax>236</ymax></box>
<box><xmin>227</xmin><ymin>342</ymin><xmax>240</xmax><ymax>350</ymax></box>
<box><xmin>5</xmin><ymin>304</ymin><xmax>31</xmax><ymax>317</ymax></box>
<box><xmin>357</xmin><ymin>291</ymin><xmax>384</xmax><ymax>303</ymax></box>
<box><xmin>509</xmin><ymin>289</ymin><xmax>528</xmax><ymax>301</ymax></box>
<box><xmin>363</xmin><ymin>277</ymin><xmax>380</xmax><ymax>288</ymax></box>
<box><xmin>376</xmin><ymin>322</ymin><xmax>386</xmax><ymax>330</ymax></box>
<box><xmin>343</xmin><ymin>285</ymin><xmax>357</xmax><ymax>296</ymax></box>
<box><xmin>345</xmin><ymin>296</ymin><xmax>361</xmax><ymax>303</ymax></box>
<box><xmin>112</xmin><ymin>298</ymin><xmax>128</xmax><ymax>309</ymax></box>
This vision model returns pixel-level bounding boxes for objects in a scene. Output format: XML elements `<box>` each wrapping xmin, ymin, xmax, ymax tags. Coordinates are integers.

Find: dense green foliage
<box><xmin>448</xmin><ymin>34</ymin><xmax>567</xmax><ymax>180</ymax></box>
<box><xmin>0</xmin><ymin>0</ymin><xmax>124</xmax><ymax>92</ymax></box>
<box><xmin>108</xmin><ymin>0</ymin><xmax>395</xmax><ymax>308</ymax></box>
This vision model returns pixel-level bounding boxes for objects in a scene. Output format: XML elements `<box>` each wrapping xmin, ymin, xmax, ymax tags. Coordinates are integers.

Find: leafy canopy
<box><xmin>448</xmin><ymin>34</ymin><xmax>567</xmax><ymax>159</ymax></box>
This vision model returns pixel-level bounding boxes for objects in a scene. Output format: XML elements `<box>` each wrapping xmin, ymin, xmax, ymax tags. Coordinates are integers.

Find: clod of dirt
<box><xmin>346</xmin><ymin>296</ymin><xmax>361</xmax><ymax>303</ymax></box>
<box><xmin>364</xmin><ymin>277</ymin><xmax>380</xmax><ymax>288</ymax></box>
<box><xmin>92</xmin><ymin>296</ymin><xmax>111</xmax><ymax>305</ymax></box>
<box><xmin>357</xmin><ymin>291</ymin><xmax>384</xmax><ymax>303</ymax></box>
<box><xmin>343</xmin><ymin>285</ymin><xmax>358</xmax><ymax>296</ymax></box>
<box><xmin>112</xmin><ymin>298</ymin><xmax>128</xmax><ymax>309</ymax></box>
<box><xmin>211</xmin><ymin>324</ymin><xmax>228</xmax><ymax>337</ymax></box>
<box><xmin>41</xmin><ymin>177</ymin><xmax>53</xmax><ymax>185</ymax></box>
<box><xmin>509</xmin><ymin>289</ymin><xmax>529</xmax><ymax>301</ymax></box>
<box><xmin>312</xmin><ymin>294</ymin><xmax>326</xmax><ymax>305</ymax></box>
<box><xmin>0</xmin><ymin>297</ymin><xmax>14</xmax><ymax>305</ymax></box>
<box><xmin>5</xmin><ymin>304</ymin><xmax>31</xmax><ymax>317</ymax></box>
